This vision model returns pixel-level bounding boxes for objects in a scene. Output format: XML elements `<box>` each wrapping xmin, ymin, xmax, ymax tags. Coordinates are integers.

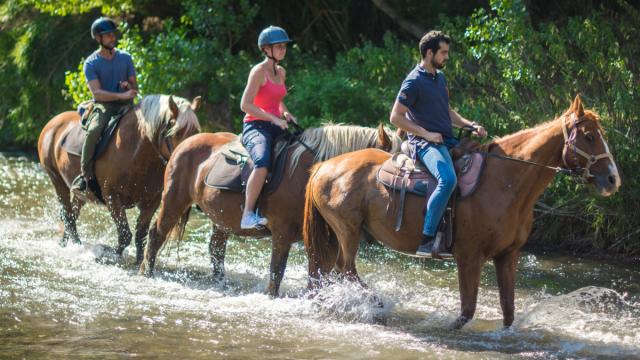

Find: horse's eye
<box><xmin>585</xmin><ymin>133</ymin><xmax>595</xmax><ymax>143</ymax></box>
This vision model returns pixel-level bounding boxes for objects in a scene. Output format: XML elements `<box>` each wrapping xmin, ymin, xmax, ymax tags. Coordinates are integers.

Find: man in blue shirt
<box><xmin>72</xmin><ymin>17</ymin><xmax>138</xmax><ymax>192</ymax></box>
<box><xmin>390</xmin><ymin>30</ymin><xmax>487</xmax><ymax>257</ymax></box>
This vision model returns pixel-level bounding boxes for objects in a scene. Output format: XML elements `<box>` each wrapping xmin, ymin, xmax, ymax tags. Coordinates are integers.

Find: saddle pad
<box><xmin>204</xmin><ymin>138</ymin><xmax>291</xmax><ymax>195</ymax></box>
<box><xmin>204</xmin><ymin>151</ymin><xmax>247</xmax><ymax>192</ymax></box>
<box><xmin>455</xmin><ymin>152</ymin><xmax>485</xmax><ymax>199</ymax></box>
<box><xmin>60</xmin><ymin>108</ymin><xmax>128</xmax><ymax>158</ymax></box>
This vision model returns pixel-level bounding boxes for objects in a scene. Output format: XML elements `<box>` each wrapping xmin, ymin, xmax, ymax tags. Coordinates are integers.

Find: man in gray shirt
<box><xmin>72</xmin><ymin>17</ymin><xmax>138</xmax><ymax>192</ymax></box>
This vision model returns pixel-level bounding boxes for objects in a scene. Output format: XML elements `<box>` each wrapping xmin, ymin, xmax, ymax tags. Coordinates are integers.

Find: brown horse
<box><xmin>38</xmin><ymin>95</ymin><xmax>201</xmax><ymax>262</ymax></box>
<box><xmin>303</xmin><ymin>96</ymin><xmax>621</xmax><ymax>328</ymax></box>
<box><xmin>139</xmin><ymin>124</ymin><xmax>402</xmax><ymax>296</ymax></box>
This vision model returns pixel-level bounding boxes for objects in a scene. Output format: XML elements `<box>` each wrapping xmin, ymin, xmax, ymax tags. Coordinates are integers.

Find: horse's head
<box><xmin>376</xmin><ymin>123</ymin><xmax>403</xmax><ymax>153</ymax></box>
<box><xmin>165</xmin><ymin>95</ymin><xmax>202</xmax><ymax>145</ymax></box>
<box><xmin>561</xmin><ymin>95</ymin><xmax>621</xmax><ymax>196</ymax></box>
<box><xmin>138</xmin><ymin>95</ymin><xmax>202</xmax><ymax>164</ymax></box>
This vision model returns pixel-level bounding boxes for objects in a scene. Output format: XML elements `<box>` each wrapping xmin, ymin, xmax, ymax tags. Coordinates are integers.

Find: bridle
<box><xmin>561</xmin><ymin>113</ymin><xmax>614</xmax><ymax>183</ymax></box>
<box><xmin>480</xmin><ymin>113</ymin><xmax>614</xmax><ymax>183</ymax></box>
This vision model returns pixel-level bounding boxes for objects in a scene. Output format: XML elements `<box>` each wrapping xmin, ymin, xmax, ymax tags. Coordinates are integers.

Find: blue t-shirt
<box><xmin>83</xmin><ymin>49</ymin><xmax>136</xmax><ymax>95</ymax></box>
<box><xmin>396</xmin><ymin>65</ymin><xmax>452</xmax><ymax>142</ymax></box>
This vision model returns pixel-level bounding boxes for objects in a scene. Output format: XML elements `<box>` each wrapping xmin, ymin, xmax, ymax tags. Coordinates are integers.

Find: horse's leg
<box><xmin>265</xmin><ymin>227</ymin><xmax>297</xmax><ymax>297</ymax></box>
<box><xmin>51</xmin><ymin>175</ymin><xmax>83</xmax><ymax>246</ymax></box>
<box><xmin>140</xmin><ymin>193</ymin><xmax>192</xmax><ymax>276</ymax></box>
<box><xmin>209</xmin><ymin>224</ymin><xmax>228</xmax><ymax>282</ymax></box>
<box><xmin>108</xmin><ymin>199</ymin><xmax>133</xmax><ymax>257</ymax></box>
<box><xmin>336</xmin><ymin>229</ymin><xmax>364</xmax><ymax>286</ymax></box>
<box><xmin>452</xmin><ymin>257</ymin><xmax>483</xmax><ymax>329</ymax></box>
<box><xmin>494</xmin><ymin>249</ymin><xmax>520</xmax><ymax>327</ymax></box>
<box><xmin>133</xmin><ymin>200</ymin><xmax>159</xmax><ymax>265</ymax></box>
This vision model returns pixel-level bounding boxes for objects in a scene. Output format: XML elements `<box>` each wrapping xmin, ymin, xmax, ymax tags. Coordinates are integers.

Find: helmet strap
<box><xmin>263</xmin><ymin>45</ymin><xmax>279</xmax><ymax>77</ymax></box>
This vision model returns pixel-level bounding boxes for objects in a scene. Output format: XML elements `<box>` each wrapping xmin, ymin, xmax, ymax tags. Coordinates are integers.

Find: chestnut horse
<box><xmin>38</xmin><ymin>95</ymin><xmax>201</xmax><ymax>262</ymax></box>
<box><xmin>139</xmin><ymin>124</ymin><xmax>402</xmax><ymax>296</ymax></box>
<box><xmin>303</xmin><ymin>96</ymin><xmax>621</xmax><ymax>328</ymax></box>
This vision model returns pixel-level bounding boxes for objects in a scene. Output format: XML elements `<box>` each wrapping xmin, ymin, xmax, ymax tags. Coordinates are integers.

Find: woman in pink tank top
<box><xmin>239</xmin><ymin>26</ymin><xmax>297</xmax><ymax>230</ymax></box>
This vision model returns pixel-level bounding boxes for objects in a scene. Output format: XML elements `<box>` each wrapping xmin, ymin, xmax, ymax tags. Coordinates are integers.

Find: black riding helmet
<box><xmin>91</xmin><ymin>17</ymin><xmax>118</xmax><ymax>39</ymax></box>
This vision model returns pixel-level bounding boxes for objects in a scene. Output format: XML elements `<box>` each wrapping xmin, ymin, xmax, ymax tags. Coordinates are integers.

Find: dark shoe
<box><xmin>416</xmin><ymin>233</ymin><xmax>452</xmax><ymax>259</ymax></box>
<box><xmin>71</xmin><ymin>175</ymin><xmax>88</xmax><ymax>192</ymax></box>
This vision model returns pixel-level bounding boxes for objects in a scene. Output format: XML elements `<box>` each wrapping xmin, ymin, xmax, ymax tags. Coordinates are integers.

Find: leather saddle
<box><xmin>376</xmin><ymin>140</ymin><xmax>486</xmax><ymax>255</ymax></box>
<box><xmin>60</xmin><ymin>101</ymin><xmax>131</xmax><ymax>159</ymax></box>
<box><xmin>204</xmin><ymin>135</ymin><xmax>291</xmax><ymax>195</ymax></box>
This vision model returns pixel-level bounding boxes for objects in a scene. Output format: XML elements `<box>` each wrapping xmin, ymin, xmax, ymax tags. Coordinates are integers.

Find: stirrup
<box><xmin>71</xmin><ymin>175</ymin><xmax>88</xmax><ymax>192</ymax></box>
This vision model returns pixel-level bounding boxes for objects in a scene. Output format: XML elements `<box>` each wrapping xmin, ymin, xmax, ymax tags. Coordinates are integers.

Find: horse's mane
<box><xmin>137</xmin><ymin>95</ymin><xmax>201</xmax><ymax>142</ymax></box>
<box><xmin>482</xmin><ymin>109</ymin><xmax>602</xmax><ymax>154</ymax></box>
<box><xmin>288</xmin><ymin>123</ymin><xmax>402</xmax><ymax>174</ymax></box>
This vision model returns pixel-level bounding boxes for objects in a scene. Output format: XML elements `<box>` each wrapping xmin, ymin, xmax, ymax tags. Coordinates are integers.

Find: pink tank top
<box><xmin>243</xmin><ymin>77</ymin><xmax>287</xmax><ymax>122</ymax></box>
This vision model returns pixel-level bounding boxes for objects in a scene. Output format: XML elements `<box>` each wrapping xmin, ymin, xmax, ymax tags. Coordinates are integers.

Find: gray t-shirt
<box><xmin>83</xmin><ymin>49</ymin><xmax>135</xmax><ymax>95</ymax></box>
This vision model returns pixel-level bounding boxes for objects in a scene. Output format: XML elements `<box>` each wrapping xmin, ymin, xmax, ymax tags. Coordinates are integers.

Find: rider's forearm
<box><xmin>279</xmin><ymin>102</ymin><xmax>291</xmax><ymax>117</ymax></box>
<box><xmin>241</xmin><ymin>102</ymin><xmax>279</xmax><ymax>123</ymax></box>
<box><xmin>450</xmin><ymin>108</ymin><xmax>474</xmax><ymax>128</ymax></box>
<box><xmin>390</xmin><ymin>112</ymin><xmax>429</xmax><ymax>137</ymax></box>
<box><xmin>129</xmin><ymin>77</ymin><xmax>138</xmax><ymax>91</ymax></box>
<box><xmin>92</xmin><ymin>89</ymin><xmax>125</xmax><ymax>102</ymax></box>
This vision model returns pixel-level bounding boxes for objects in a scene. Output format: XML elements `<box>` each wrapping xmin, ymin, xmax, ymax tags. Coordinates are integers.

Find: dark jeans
<box><xmin>241</xmin><ymin>120</ymin><xmax>284</xmax><ymax>168</ymax></box>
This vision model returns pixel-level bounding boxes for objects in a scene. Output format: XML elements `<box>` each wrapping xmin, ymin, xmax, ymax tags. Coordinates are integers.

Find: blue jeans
<box><xmin>416</xmin><ymin>138</ymin><xmax>458</xmax><ymax>237</ymax></box>
<box><xmin>241</xmin><ymin>120</ymin><xmax>284</xmax><ymax>168</ymax></box>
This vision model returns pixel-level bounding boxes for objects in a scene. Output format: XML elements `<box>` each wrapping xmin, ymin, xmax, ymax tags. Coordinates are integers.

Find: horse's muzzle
<box><xmin>593</xmin><ymin>167</ymin><xmax>621</xmax><ymax>197</ymax></box>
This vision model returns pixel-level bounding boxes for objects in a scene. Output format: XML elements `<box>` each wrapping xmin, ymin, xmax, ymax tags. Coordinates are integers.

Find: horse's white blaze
<box><xmin>598</xmin><ymin>130</ymin><xmax>621</xmax><ymax>189</ymax></box>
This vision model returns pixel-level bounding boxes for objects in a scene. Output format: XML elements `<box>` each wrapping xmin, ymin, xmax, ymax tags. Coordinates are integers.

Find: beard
<box><xmin>100</xmin><ymin>39</ymin><xmax>117</xmax><ymax>51</ymax></box>
<box><xmin>431</xmin><ymin>58</ymin><xmax>446</xmax><ymax>69</ymax></box>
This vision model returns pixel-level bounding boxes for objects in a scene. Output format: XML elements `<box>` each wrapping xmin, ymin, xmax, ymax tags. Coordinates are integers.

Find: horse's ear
<box><xmin>168</xmin><ymin>96</ymin><xmax>180</xmax><ymax>120</ymax></box>
<box><xmin>191</xmin><ymin>96</ymin><xmax>202</xmax><ymax>111</ymax></box>
<box><xmin>571</xmin><ymin>94</ymin><xmax>584</xmax><ymax>117</ymax></box>
<box><xmin>377</xmin><ymin>123</ymin><xmax>391</xmax><ymax>151</ymax></box>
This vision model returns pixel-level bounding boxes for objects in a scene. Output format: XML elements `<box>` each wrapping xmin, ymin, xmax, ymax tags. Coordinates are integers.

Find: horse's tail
<box><xmin>168</xmin><ymin>205</ymin><xmax>192</xmax><ymax>243</ymax></box>
<box><xmin>303</xmin><ymin>164</ymin><xmax>338</xmax><ymax>281</ymax></box>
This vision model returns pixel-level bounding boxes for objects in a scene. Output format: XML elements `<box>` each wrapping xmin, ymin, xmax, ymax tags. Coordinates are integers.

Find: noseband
<box><xmin>562</xmin><ymin>113</ymin><xmax>614</xmax><ymax>182</ymax></box>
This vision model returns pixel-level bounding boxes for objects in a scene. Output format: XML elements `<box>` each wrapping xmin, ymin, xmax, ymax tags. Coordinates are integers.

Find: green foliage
<box><xmin>288</xmin><ymin>33</ymin><xmax>415</xmax><ymax>127</ymax></box>
<box><xmin>22</xmin><ymin>0</ymin><xmax>135</xmax><ymax>15</ymax></box>
<box><xmin>1</xmin><ymin>0</ymin><xmax>638</xmax><ymax>254</ymax></box>
<box><xmin>438</xmin><ymin>0</ymin><xmax>640</xmax><ymax>254</ymax></box>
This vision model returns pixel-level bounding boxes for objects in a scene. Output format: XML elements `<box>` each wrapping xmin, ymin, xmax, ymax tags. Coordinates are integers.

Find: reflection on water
<box><xmin>1</xmin><ymin>153</ymin><xmax>639</xmax><ymax>359</ymax></box>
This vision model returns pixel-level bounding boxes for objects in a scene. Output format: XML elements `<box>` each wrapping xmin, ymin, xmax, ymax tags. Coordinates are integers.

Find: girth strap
<box><xmin>395</xmin><ymin>172</ymin><xmax>410</xmax><ymax>231</ymax></box>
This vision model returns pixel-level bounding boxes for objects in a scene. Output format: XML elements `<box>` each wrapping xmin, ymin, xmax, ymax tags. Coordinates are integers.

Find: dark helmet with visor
<box><xmin>257</xmin><ymin>26</ymin><xmax>292</xmax><ymax>48</ymax></box>
<box><xmin>91</xmin><ymin>17</ymin><xmax>118</xmax><ymax>39</ymax></box>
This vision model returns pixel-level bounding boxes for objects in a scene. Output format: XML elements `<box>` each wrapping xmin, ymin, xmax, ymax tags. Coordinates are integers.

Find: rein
<box><xmin>287</xmin><ymin>121</ymin><xmax>318</xmax><ymax>157</ymax></box>
<box><xmin>475</xmin><ymin>114</ymin><xmax>614</xmax><ymax>182</ymax></box>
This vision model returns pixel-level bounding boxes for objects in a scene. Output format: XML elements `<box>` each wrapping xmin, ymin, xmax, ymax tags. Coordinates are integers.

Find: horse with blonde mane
<box><xmin>38</xmin><ymin>95</ymin><xmax>201</xmax><ymax>262</ymax></box>
<box><xmin>139</xmin><ymin>123</ymin><xmax>401</xmax><ymax>296</ymax></box>
<box><xmin>303</xmin><ymin>96</ymin><xmax>621</xmax><ymax>328</ymax></box>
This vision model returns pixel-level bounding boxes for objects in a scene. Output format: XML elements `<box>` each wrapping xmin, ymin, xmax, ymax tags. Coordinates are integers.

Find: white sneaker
<box><xmin>240</xmin><ymin>212</ymin><xmax>268</xmax><ymax>229</ymax></box>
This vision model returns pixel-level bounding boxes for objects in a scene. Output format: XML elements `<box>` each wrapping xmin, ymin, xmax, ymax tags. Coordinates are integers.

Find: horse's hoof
<box><xmin>372</xmin><ymin>314</ymin><xmax>388</xmax><ymax>326</ymax></box>
<box><xmin>450</xmin><ymin>316</ymin><xmax>470</xmax><ymax>330</ymax></box>
<box><xmin>370</xmin><ymin>294</ymin><xmax>384</xmax><ymax>308</ymax></box>
<box><xmin>134</xmin><ymin>255</ymin><xmax>144</xmax><ymax>267</ymax></box>
<box><xmin>264</xmin><ymin>287</ymin><xmax>279</xmax><ymax>299</ymax></box>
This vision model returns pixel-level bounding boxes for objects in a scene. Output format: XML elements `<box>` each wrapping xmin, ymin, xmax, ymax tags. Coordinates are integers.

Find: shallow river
<box><xmin>1</xmin><ymin>153</ymin><xmax>639</xmax><ymax>359</ymax></box>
